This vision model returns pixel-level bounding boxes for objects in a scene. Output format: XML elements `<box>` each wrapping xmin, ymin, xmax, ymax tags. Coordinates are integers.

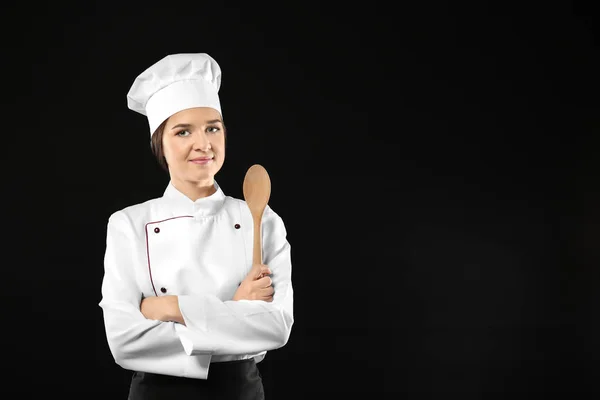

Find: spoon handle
<box><xmin>252</xmin><ymin>215</ymin><xmax>262</xmax><ymax>265</ymax></box>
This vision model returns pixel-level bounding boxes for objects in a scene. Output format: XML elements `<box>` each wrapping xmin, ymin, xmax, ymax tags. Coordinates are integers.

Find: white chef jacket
<box><xmin>98</xmin><ymin>181</ymin><xmax>294</xmax><ymax>379</ymax></box>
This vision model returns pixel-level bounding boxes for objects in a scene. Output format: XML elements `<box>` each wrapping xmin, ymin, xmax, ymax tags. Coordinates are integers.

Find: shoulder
<box><xmin>224</xmin><ymin>195</ymin><xmax>288</xmax><ymax>243</ymax></box>
<box><xmin>106</xmin><ymin>196</ymin><xmax>164</xmax><ymax>230</ymax></box>
<box><xmin>224</xmin><ymin>195</ymin><xmax>284</xmax><ymax>223</ymax></box>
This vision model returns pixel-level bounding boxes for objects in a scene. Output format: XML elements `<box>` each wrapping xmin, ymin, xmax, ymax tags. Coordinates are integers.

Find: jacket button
<box><xmin>154</xmin><ymin>227</ymin><xmax>160</xmax><ymax>233</ymax></box>
<box><xmin>160</xmin><ymin>287</ymin><xmax>167</xmax><ymax>293</ymax></box>
<box><xmin>234</xmin><ymin>224</ymin><xmax>240</xmax><ymax>229</ymax></box>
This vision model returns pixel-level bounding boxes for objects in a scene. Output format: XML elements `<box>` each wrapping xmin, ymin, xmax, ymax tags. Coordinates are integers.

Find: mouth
<box><xmin>189</xmin><ymin>157</ymin><xmax>214</xmax><ymax>165</ymax></box>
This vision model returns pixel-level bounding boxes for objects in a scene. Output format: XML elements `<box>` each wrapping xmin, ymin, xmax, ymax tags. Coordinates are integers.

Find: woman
<box><xmin>99</xmin><ymin>53</ymin><xmax>294</xmax><ymax>400</ymax></box>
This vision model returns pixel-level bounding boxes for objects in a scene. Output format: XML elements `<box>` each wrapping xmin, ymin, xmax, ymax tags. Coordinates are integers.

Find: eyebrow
<box><xmin>170</xmin><ymin>120</ymin><xmax>223</xmax><ymax>130</ymax></box>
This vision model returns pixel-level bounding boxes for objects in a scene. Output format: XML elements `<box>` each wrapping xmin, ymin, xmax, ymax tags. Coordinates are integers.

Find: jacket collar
<box><xmin>162</xmin><ymin>180</ymin><xmax>226</xmax><ymax>217</ymax></box>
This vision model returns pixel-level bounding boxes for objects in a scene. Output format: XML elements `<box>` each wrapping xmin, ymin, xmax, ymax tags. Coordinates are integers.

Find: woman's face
<box><xmin>162</xmin><ymin>107</ymin><xmax>226</xmax><ymax>185</ymax></box>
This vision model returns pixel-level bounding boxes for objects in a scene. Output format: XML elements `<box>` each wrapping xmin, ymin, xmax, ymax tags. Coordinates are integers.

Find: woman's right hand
<box><xmin>232</xmin><ymin>264</ymin><xmax>274</xmax><ymax>302</ymax></box>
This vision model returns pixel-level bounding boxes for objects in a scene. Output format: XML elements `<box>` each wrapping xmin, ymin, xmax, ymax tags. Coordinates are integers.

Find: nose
<box><xmin>192</xmin><ymin>131</ymin><xmax>212</xmax><ymax>152</ymax></box>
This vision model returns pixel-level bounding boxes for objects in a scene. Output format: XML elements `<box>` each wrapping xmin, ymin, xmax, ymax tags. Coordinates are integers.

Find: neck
<box><xmin>171</xmin><ymin>177</ymin><xmax>217</xmax><ymax>201</ymax></box>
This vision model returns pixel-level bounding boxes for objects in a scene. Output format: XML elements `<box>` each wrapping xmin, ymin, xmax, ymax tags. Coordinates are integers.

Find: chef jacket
<box><xmin>98</xmin><ymin>181</ymin><xmax>294</xmax><ymax>379</ymax></box>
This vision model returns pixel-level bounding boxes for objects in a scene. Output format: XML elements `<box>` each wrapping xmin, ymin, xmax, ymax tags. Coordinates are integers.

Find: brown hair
<box><xmin>151</xmin><ymin>119</ymin><xmax>227</xmax><ymax>173</ymax></box>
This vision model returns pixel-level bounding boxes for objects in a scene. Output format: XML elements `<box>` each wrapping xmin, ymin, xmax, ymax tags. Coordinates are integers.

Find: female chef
<box><xmin>98</xmin><ymin>53</ymin><xmax>294</xmax><ymax>400</ymax></box>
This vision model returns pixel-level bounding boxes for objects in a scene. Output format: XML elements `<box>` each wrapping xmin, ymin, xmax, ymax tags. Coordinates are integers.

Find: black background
<box><xmin>5</xmin><ymin>1</ymin><xmax>599</xmax><ymax>398</ymax></box>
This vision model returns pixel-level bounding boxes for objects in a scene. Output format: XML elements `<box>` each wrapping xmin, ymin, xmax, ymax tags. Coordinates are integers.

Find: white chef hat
<box><xmin>126</xmin><ymin>53</ymin><xmax>222</xmax><ymax>136</ymax></box>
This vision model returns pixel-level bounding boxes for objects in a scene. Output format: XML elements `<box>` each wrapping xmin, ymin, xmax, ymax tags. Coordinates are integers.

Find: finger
<box><xmin>258</xmin><ymin>265</ymin><xmax>271</xmax><ymax>278</ymax></box>
<box><xmin>259</xmin><ymin>286</ymin><xmax>275</xmax><ymax>297</ymax></box>
<box><xmin>250</xmin><ymin>263</ymin><xmax>262</xmax><ymax>276</ymax></box>
<box><xmin>252</xmin><ymin>264</ymin><xmax>270</xmax><ymax>279</ymax></box>
<box><xmin>254</xmin><ymin>276</ymin><xmax>271</xmax><ymax>288</ymax></box>
<box><xmin>255</xmin><ymin>276</ymin><xmax>272</xmax><ymax>288</ymax></box>
<box><xmin>259</xmin><ymin>292</ymin><xmax>274</xmax><ymax>302</ymax></box>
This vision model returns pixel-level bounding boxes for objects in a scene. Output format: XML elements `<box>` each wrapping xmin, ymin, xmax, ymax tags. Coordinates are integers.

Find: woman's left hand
<box><xmin>140</xmin><ymin>295</ymin><xmax>184</xmax><ymax>324</ymax></box>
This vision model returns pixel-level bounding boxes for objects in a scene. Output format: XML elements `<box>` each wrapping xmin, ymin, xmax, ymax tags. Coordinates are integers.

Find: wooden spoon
<box><xmin>243</xmin><ymin>164</ymin><xmax>271</xmax><ymax>265</ymax></box>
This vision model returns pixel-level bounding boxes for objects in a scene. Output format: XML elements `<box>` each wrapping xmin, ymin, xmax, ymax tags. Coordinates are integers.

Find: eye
<box><xmin>206</xmin><ymin>126</ymin><xmax>221</xmax><ymax>134</ymax></box>
<box><xmin>176</xmin><ymin>130</ymin><xmax>191</xmax><ymax>137</ymax></box>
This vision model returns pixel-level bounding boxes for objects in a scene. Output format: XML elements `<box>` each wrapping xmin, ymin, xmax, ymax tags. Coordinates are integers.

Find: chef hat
<box><xmin>126</xmin><ymin>53</ymin><xmax>222</xmax><ymax>136</ymax></box>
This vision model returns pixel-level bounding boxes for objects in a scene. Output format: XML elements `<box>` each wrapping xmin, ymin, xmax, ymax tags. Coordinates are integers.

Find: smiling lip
<box><xmin>190</xmin><ymin>157</ymin><xmax>213</xmax><ymax>165</ymax></box>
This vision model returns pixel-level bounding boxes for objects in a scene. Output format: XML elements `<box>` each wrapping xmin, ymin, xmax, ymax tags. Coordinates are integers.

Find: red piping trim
<box><xmin>145</xmin><ymin>216</ymin><xmax>193</xmax><ymax>297</ymax></box>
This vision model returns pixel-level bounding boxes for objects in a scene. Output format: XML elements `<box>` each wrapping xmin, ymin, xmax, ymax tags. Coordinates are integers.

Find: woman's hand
<box><xmin>140</xmin><ymin>295</ymin><xmax>185</xmax><ymax>325</ymax></box>
<box><xmin>233</xmin><ymin>264</ymin><xmax>274</xmax><ymax>302</ymax></box>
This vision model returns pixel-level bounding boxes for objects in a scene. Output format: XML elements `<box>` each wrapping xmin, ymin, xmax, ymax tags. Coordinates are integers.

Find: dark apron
<box><xmin>127</xmin><ymin>358</ymin><xmax>265</xmax><ymax>400</ymax></box>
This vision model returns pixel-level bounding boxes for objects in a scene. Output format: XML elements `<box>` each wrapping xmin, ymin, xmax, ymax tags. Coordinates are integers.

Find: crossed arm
<box><xmin>139</xmin><ymin>264</ymin><xmax>274</xmax><ymax>325</ymax></box>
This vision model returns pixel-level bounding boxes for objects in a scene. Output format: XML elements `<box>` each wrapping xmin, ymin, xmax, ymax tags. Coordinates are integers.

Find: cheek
<box><xmin>214</xmin><ymin>137</ymin><xmax>226</xmax><ymax>152</ymax></box>
<box><xmin>164</xmin><ymin>143</ymin><xmax>187</xmax><ymax>161</ymax></box>
<box><xmin>217</xmin><ymin>146</ymin><xmax>226</xmax><ymax>161</ymax></box>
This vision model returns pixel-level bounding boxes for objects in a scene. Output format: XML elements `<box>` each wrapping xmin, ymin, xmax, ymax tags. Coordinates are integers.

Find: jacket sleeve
<box><xmin>174</xmin><ymin>205</ymin><xmax>295</xmax><ymax>356</ymax></box>
<box><xmin>98</xmin><ymin>211</ymin><xmax>211</xmax><ymax>377</ymax></box>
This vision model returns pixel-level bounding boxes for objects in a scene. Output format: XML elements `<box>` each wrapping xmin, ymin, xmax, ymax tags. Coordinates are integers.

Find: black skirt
<box><xmin>127</xmin><ymin>358</ymin><xmax>265</xmax><ymax>400</ymax></box>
